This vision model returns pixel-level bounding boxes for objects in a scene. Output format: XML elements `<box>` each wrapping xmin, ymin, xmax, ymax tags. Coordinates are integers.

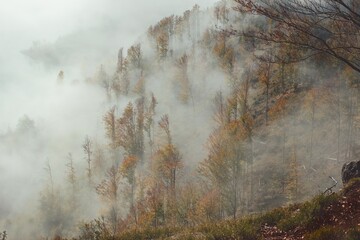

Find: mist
<box><xmin>1</xmin><ymin>0</ymin><xmax>357</xmax><ymax>239</ymax></box>
<box><xmin>0</xmin><ymin>0</ymin><xmax>219</xmax><ymax>238</ymax></box>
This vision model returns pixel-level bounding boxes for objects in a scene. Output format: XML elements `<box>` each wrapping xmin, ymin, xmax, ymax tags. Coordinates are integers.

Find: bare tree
<box><xmin>234</xmin><ymin>0</ymin><xmax>360</xmax><ymax>73</ymax></box>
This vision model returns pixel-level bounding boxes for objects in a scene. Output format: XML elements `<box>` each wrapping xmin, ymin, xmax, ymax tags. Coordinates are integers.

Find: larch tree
<box><xmin>200</xmin><ymin>118</ymin><xmax>249</xmax><ymax>219</ymax></box>
<box><xmin>127</xmin><ymin>44</ymin><xmax>142</xmax><ymax>70</ymax></box>
<box><xmin>92</xmin><ymin>144</ymin><xmax>106</xmax><ymax>176</ymax></box>
<box><xmin>120</xmin><ymin>155</ymin><xmax>139</xmax><ymax>225</ymax></box>
<box><xmin>213</xmin><ymin>33</ymin><xmax>234</xmax><ymax>77</ymax></box>
<box><xmin>82</xmin><ymin>136</ymin><xmax>93</xmax><ymax>185</ymax></box>
<box><xmin>111</xmin><ymin>48</ymin><xmax>124</xmax><ymax>99</ymax></box>
<box><xmin>153</xmin><ymin>115</ymin><xmax>183</xmax><ymax>223</ymax></box>
<box><xmin>303</xmin><ymin>87</ymin><xmax>334</xmax><ymax>167</ymax></box>
<box><xmin>341</xmin><ymin>66</ymin><xmax>360</xmax><ymax>160</ymax></box>
<box><xmin>64</xmin><ymin>153</ymin><xmax>79</xmax><ymax>229</ymax></box>
<box><xmin>156</xmin><ymin>33</ymin><xmax>169</xmax><ymax>62</ymax></box>
<box><xmin>117</xmin><ymin>48</ymin><xmax>124</xmax><ymax>73</ymax></box>
<box><xmin>103</xmin><ymin>106</ymin><xmax>118</xmax><ymax>164</ymax></box>
<box><xmin>190</xmin><ymin>4</ymin><xmax>201</xmax><ymax>45</ymax></box>
<box><xmin>121</xmin><ymin>59</ymin><xmax>130</xmax><ymax>96</ymax></box>
<box><xmin>154</xmin><ymin>145</ymin><xmax>182</xmax><ymax>200</ymax></box>
<box><xmin>269</xmin><ymin>95</ymin><xmax>290</xmax><ymax>193</ymax></box>
<box><xmin>200</xmin><ymin>78</ymin><xmax>257</xmax><ymax>218</ymax></box>
<box><xmin>116</xmin><ymin>100</ymin><xmax>145</xmax><ymax>162</ymax></box>
<box><xmin>96</xmin><ymin>165</ymin><xmax>122</xmax><ymax>237</ymax></box>
<box><xmin>175</xmin><ymin>54</ymin><xmax>193</xmax><ymax>105</ymax></box>
<box><xmin>66</xmin><ymin>153</ymin><xmax>77</xmax><ymax>209</ymax></box>
<box><xmin>224</xmin><ymin>122</ymin><xmax>248</xmax><ymax>218</ymax></box>
<box><xmin>256</xmin><ymin>54</ymin><xmax>276</xmax><ymax>126</ymax></box>
<box><xmin>135</xmin><ymin>98</ymin><xmax>145</xmax><ymax>162</ymax></box>
<box><xmin>213</xmin><ymin>91</ymin><xmax>227</xmax><ymax>125</ymax></box>
<box><xmin>39</xmin><ymin>161</ymin><xmax>67</xmax><ymax>238</ymax></box>
<box><xmin>133</xmin><ymin>71</ymin><xmax>146</xmax><ymax>97</ymax></box>
<box><xmin>115</xmin><ymin>99</ymin><xmax>146</xmax><ymax>225</ymax></box>
<box><xmin>144</xmin><ymin>93</ymin><xmax>158</xmax><ymax>155</ymax></box>
<box><xmin>286</xmin><ymin>143</ymin><xmax>301</xmax><ymax>203</ymax></box>
<box><xmin>112</xmin><ymin>47</ymin><xmax>131</xmax><ymax>97</ymax></box>
<box><xmin>272</xmin><ymin>43</ymin><xmax>300</xmax><ymax>93</ymax></box>
<box><xmin>143</xmin><ymin>175</ymin><xmax>165</xmax><ymax>227</ymax></box>
<box><xmin>214</xmin><ymin>0</ymin><xmax>229</xmax><ymax>25</ymax></box>
<box><xmin>238</xmin><ymin>68</ymin><xmax>255</xmax><ymax>210</ymax></box>
<box><xmin>196</xmin><ymin>189</ymin><xmax>222</xmax><ymax>222</ymax></box>
<box><xmin>176</xmin><ymin>179</ymin><xmax>200</xmax><ymax>226</ymax></box>
<box><xmin>199</xmin><ymin>130</ymin><xmax>229</xmax><ymax>219</ymax></box>
<box><xmin>111</xmin><ymin>74</ymin><xmax>122</xmax><ymax>100</ymax></box>
<box><xmin>97</xmin><ymin>65</ymin><xmax>111</xmax><ymax>99</ymax></box>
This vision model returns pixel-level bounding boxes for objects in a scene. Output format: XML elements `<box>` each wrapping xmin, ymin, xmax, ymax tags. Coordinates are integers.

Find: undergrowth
<box><xmin>74</xmin><ymin>179</ymin><xmax>360</xmax><ymax>240</ymax></box>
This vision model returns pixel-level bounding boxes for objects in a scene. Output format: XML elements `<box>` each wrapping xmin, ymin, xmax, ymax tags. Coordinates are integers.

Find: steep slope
<box><xmin>101</xmin><ymin>179</ymin><xmax>360</xmax><ymax>240</ymax></box>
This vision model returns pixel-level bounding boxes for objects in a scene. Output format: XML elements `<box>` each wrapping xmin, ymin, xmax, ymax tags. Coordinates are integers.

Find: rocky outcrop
<box><xmin>342</xmin><ymin>161</ymin><xmax>360</xmax><ymax>184</ymax></box>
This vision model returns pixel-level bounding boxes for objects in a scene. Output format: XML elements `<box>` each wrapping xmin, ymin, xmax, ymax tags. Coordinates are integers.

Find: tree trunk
<box><xmin>309</xmin><ymin>93</ymin><xmax>316</xmax><ymax>167</ymax></box>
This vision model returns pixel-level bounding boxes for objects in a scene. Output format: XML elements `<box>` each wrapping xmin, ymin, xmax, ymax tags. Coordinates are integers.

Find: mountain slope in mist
<box><xmin>2</xmin><ymin>0</ymin><xmax>360</xmax><ymax>239</ymax></box>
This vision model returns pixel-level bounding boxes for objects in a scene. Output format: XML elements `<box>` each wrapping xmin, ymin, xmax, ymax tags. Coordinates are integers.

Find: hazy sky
<box><xmin>0</xmin><ymin>0</ymin><xmax>220</xmax><ymax>222</ymax></box>
<box><xmin>1</xmin><ymin>0</ymin><xmax>219</xmax><ymax>43</ymax></box>
<box><xmin>0</xmin><ymin>0</ymin><xmax>219</xmax><ymax>129</ymax></box>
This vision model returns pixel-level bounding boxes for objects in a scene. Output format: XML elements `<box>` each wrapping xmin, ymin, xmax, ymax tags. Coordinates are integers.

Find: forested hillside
<box><xmin>1</xmin><ymin>0</ymin><xmax>360</xmax><ymax>239</ymax></box>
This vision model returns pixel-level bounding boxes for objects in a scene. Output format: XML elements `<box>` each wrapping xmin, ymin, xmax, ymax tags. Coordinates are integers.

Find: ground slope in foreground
<box><xmin>111</xmin><ymin>179</ymin><xmax>360</xmax><ymax>240</ymax></box>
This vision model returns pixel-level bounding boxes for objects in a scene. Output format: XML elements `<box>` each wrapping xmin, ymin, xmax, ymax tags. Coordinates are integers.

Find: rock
<box><xmin>342</xmin><ymin>161</ymin><xmax>360</xmax><ymax>184</ymax></box>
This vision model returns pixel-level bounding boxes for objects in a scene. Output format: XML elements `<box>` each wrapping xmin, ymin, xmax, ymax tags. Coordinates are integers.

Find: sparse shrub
<box><xmin>78</xmin><ymin>217</ymin><xmax>110</xmax><ymax>240</ymax></box>
<box><xmin>257</xmin><ymin>207</ymin><xmax>289</xmax><ymax>226</ymax></box>
<box><xmin>233</xmin><ymin>219</ymin><xmax>259</xmax><ymax>240</ymax></box>
<box><xmin>194</xmin><ymin>218</ymin><xmax>259</xmax><ymax>240</ymax></box>
<box><xmin>278</xmin><ymin>193</ymin><xmax>339</xmax><ymax>231</ymax></box>
<box><xmin>306</xmin><ymin>226</ymin><xmax>343</xmax><ymax>240</ymax></box>
<box><xmin>116</xmin><ymin>226</ymin><xmax>180</xmax><ymax>240</ymax></box>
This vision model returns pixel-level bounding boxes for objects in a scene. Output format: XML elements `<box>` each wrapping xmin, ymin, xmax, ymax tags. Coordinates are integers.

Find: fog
<box><xmin>0</xmin><ymin>0</ymin><xmax>219</xmax><ymax>238</ymax></box>
<box><xmin>1</xmin><ymin>0</ymin><xmax>351</xmax><ymax>238</ymax></box>
<box><xmin>0</xmin><ymin>0</ymin><xmax>219</xmax><ymax>124</ymax></box>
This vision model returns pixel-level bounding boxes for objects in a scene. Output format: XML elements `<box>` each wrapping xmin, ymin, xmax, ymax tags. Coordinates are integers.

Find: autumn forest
<box><xmin>1</xmin><ymin>0</ymin><xmax>360</xmax><ymax>239</ymax></box>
